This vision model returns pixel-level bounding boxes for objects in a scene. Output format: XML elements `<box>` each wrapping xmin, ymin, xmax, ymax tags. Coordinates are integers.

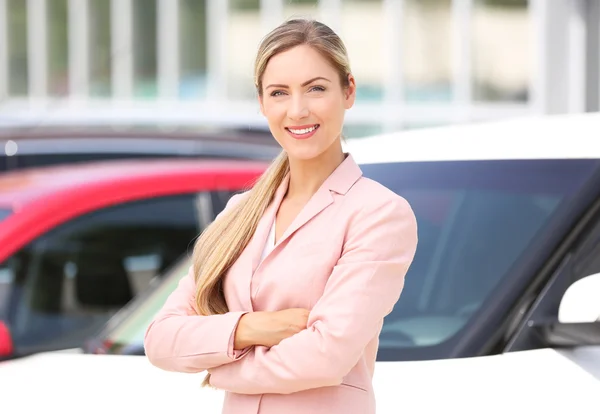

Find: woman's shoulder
<box><xmin>213</xmin><ymin>190</ymin><xmax>251</xmax><ymax>222</ymax></box>
<box><xmin>348</xmin><ymin>176</ymin><xmax>412</xmax><ymax>212</ymax></box>
<box><xmin>222</xmin><ymin>190</ymin><xmax>253</xmax><ymax>212</ymax></box>
<box><xmin>227</xmin><ymin>190</ymin><xmax>251</xmax><ymax>205</ymax></box>
<box><xmin>341</xmin><ymin>177</ymin><xmax>418</xmax><ymax>247</ymax></box>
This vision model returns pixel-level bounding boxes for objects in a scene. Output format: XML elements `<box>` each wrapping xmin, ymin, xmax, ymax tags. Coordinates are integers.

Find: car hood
<box><xmin>1</xmin><ymin>347</ymin><xmax>599</xmax><ymax>413</ymax></box>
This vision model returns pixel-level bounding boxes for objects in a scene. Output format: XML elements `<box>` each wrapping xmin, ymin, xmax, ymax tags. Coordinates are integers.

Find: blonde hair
<box><xmin>193</xmin><ymin>18</ymin><xmax>352</xmax><ymax>386</ymax></box>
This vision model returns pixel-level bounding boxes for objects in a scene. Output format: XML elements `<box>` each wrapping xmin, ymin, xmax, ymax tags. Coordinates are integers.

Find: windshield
<box><xmin>90</xmin><ymin>159</ymin><xmax>600</xmax><ymax>359</ymax></box>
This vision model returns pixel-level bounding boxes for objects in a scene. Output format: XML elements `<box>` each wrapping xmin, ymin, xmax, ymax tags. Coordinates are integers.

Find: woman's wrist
<box><xmin>233</xmin><ymin>312</ymin><xmax>263</xmax><ymax>349</ymax></box>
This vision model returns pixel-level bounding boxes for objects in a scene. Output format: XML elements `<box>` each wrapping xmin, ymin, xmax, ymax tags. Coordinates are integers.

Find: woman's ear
<box><xmin>344</xmin><ymin>74</ymin><xmax>356</xmax><ymax>109</ymax></box>
<box><xmin>258</xmin><ymin>94</ymin><xmax>265</xmax><ymax>116</ymax></box>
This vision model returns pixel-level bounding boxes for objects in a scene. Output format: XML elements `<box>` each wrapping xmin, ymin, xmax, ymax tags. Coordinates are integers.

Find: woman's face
<box><xmin>259</xmin><ymin>45</ymin><xmax>356</xmax><ymax>161</ymax></box>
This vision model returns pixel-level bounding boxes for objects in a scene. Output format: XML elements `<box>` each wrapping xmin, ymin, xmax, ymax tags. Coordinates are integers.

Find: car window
<box><xmin>0</xmin><ymin>209</ymin><xmax>11</xmax><ymax>222</ymax></box>
<box><xmin>89</xmin><ymin>159</ymin><xmax>600</xmax><ymax>360</ymax></box>
<box><xmin>0</xmin><ymin>193</ymin><xmax>209</xmax><ymax>355</ymax></box>
<box><xmin>91</xmin><ymin>259</ymin><xmax>190</xmax><ymax>355</ymax></box>
<box><xmin>362</xmin><ymin>159</ymin><xmax>598</xmax><ymax>360</ymax></box>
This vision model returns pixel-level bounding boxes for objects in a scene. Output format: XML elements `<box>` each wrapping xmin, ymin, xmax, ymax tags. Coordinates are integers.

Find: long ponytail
<box><xmin>192</xmin><ymin>150</ymin><xmax>289</xmax><ymax>316</ymax></box>
<box><xmin>193</xmin><ymin>151</ymin><xmax>288</xmax><ymax>387</ymax></box>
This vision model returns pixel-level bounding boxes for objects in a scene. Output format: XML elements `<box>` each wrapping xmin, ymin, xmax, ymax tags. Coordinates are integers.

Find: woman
<box><xmin>144</xmin><ymin>18</ymin><xmax>418</xmax><ymax>414</ymax></box>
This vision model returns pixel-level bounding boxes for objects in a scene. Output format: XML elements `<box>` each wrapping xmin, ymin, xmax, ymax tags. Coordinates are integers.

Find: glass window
<box><xmin>179</xmin><ymin>0</ymin><xmax>208</xmax><ymax>99</ymax></box>
<box><xmin>0</xmin><ymin>194</ymin><xmax>204</xmax><ymax>355</ymax></box>
<box><xmin>341</xmin><ymin>0</ymin><xmax>386</xmax><ymax>102</ymax></box>
<box><xmin>472</xmin><ymin>0</ymin><xmax>529</xmax><ymax>102</ymax></box>
<box><xmin>88</xmin><ymin>0</ymin><xmax>112</xmax><ymax>97</ymax></box>
<box><xmin>0</xmin><ymin>209</ymin><xmax>12</xmax><ymax>222</ymax></box>
<box><xmin>227</xmin><ymin>0</ymin><xmax>261</xmax><ymax>100</ymax></box>
<box><xmin>363</xmin><ymin>159</ymin><xmax>598</xmax><ymax>360</ymax></box>
<box><xmin>92</xmin><ymin>257</ymin><xmax>190</xmax><ymax>355</ymax></box>
<box><xmin>47</xmin><ymin>0</ymin><xmax>69</xmax><ymax>96</ymax></box>
<box><xmin>132</xmin><ymin>0</ymin><xmax>158</xmax><ymax>98</ymax></box>
<box><xmin>89</xmin><ymin>160</ymin><xmax>600</xmax><ymax>360</ymax></box>
<box><xmin>402</xmin><ymin>0</ymin><xmax>452</xmax><ymax>103</ymax></box>
<box><xmin>7</xmin><ymin>0</ymin><xmax>28</xmax><ymax>96</ymax></box>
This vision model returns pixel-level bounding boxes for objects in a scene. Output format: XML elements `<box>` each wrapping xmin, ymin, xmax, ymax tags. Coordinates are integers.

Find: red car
<box><xmin>0</xmin><ymin>158</ymin><xmax>267</xmax><ymax>359</ymax></box>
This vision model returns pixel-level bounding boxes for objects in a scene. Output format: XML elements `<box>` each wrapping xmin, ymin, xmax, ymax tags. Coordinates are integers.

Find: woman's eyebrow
<box><xmin>265</xmin><ymin>76</ymin><xmax>332</xmax><ymax>89</ymax></box>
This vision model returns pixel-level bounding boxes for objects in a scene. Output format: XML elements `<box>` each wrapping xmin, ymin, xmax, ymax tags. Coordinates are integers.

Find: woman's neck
<box><xmin>286</xmin><ymin>144</ymin><xmax>346</xmax><ymax>201</ymax></box>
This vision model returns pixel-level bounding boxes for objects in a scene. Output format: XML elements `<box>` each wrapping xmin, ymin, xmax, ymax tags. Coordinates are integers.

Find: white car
<box><xmin>1</xmin><ymin>113</ymin><xmax>600</xmax><ymax>413</ymax></box>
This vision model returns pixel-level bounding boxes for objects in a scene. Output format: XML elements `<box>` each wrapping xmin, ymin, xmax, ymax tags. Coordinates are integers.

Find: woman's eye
<box><xmin>270</xmin><ymin>90</ymin><xmax>285</xmax><ymax>97</ymax></box>
<box><xmin>310</xmin><ymin>86</ymin><xmax>325</xmax><ymax>92</ymax></box>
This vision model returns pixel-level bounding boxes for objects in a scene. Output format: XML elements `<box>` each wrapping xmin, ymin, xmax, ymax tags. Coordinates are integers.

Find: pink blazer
<box><xmin>144</xmin><ymin>154</ymin><xmax>418</xmax><ymax>414</ymax></box>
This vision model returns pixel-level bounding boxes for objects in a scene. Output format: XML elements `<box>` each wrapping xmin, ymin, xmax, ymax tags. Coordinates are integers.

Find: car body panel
<box><xmin>0</xmin><ymin>158</ymin><xmax>266</xmax><ymax>208</ymax></box>
<box><xmin>0</xmin><ymin>348</ymin><xmax>599</xmax><ymax>413</ymax></box>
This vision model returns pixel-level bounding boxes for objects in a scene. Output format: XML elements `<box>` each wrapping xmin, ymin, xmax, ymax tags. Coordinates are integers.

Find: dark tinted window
<box><xmin>361</xmin><ymin>160</ymin><xmax>599</xmax><ymax>360</ymax></box>
<box><xmin>0</xmin><ymin>194</ymin><xmax>205</xmax><ymax>355</ymax></box>
<box><xmin>0</xmin><ymin>209</ymin><xmax>11</xmax><ymax>222</ymax></box>
<box><xmin>87</xmin><ymin>258</ymin><xmax>190</xmax><ymax>355</ymax></box>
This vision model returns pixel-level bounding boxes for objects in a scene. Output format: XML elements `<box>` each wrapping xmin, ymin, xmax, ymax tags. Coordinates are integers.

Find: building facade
<box><xmin>0</xmin><ymin>0</ymin><xmax>598</xmax><ymax>136</ymax></box>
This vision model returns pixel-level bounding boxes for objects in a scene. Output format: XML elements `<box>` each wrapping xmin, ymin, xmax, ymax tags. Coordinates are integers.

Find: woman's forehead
<box><xmin>262</xmin><ymin>45</ymin><xmax>337</xmax><ymax>84</ymax></box>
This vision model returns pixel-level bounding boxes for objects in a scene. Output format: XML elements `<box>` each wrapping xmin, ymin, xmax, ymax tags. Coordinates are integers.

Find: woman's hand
<box><xmin>234</xmin><ymin>308</ymin><xmax>310</xmax><ymax>350</ymax></box>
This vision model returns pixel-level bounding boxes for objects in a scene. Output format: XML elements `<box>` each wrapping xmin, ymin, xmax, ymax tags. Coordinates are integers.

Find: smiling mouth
<box><xmin>286</xmin><ymin>124</ymin><xmax>320</xmax><ymax>135</ymax></box>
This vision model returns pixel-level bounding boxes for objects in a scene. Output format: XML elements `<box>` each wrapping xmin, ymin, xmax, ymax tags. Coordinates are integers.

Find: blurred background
<box><xmin>2</xmin><ymin>3</ymin><xmax>600</xmax><ymax>411</ymax></box>
<box><xmin>1</xmin><ymin>0</ymin><xmax>599</xmax><ymax>135</ymax></box>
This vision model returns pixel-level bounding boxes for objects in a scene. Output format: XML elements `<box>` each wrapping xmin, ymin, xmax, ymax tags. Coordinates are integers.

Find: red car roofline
<box><xmin>0</xmin><ymin>159</ymin><xmax>268</xmax><ymax>209</ymax></box>
<box><xmin>0</xmin><ymin>166</ymin><xmax>264</xmax><ymax>263</ymax></box>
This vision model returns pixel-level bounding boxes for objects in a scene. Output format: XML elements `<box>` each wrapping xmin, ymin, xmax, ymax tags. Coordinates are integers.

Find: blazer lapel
<box><xmin>246</xmin><ymin>153</ymin><xmax>363</xmax><ymax>277</ymax></box>
<box><xmin>242</xmin><ymin>154</ymin><xmax>363</xmax><ymax>307</ymax></box>
<box><xmin>249</xmin><ymin>175</ymin><xmax>289</xmax><ymax>274</ymax></box>
<box><xmin>275</xmin><ymin>153</ymin><xmax>363</xmax><ymax>247</ymax></box>
<box><xmin>274</xmin><ymin>185</ymin><xmax>333</xmax><ymax>247</ymax></box>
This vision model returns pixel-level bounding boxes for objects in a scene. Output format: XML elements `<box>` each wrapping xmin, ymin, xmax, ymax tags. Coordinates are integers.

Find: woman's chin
<box><xmin>285</xmin><ymin>147</ymin><xmax>326</xmax><ymax>162</ymax></box>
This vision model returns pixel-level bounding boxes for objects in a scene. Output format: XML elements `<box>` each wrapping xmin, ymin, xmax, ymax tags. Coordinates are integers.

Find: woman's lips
<box><xmin>285</xmin><ymin>124</ymin><xmax>320</xmax><ymax>140</ymax></box>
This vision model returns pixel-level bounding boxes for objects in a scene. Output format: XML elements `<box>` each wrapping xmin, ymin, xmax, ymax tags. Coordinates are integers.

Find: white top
<box><xmin>260</xmin><ymin>219</ymin><xmax>276</xmax><ymax>262</ymax></box>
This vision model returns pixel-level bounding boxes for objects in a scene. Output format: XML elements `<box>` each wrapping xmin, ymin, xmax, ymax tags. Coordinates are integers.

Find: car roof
<box><xmin>0</xmin><ymin>125</ymin><xmax>273</xmax><ymax>143</ymax></box>
<box><xmin>0</xmin><ymin>126</ymin><xmax>280</xmax><ymax>161</ymax></box>
<box><xmin>0</xmin><ymin>158</ymin><xmax>267</xmax><ymax>209</ymax></box>
<box><xmin>346</xmin><ymin>112</ymin><xmax>600</xmax><ymax>164</ymax></box>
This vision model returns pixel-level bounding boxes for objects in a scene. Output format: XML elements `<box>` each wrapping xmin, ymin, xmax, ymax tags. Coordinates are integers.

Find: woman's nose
<box><xmin>287</xmin><ymin>96</ymin><xmax>310</xmax><ymax>121</ymax></box>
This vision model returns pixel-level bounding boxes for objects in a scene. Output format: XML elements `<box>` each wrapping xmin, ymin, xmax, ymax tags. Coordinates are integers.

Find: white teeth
<box><xmin>289</xmin><ymin>125</ymin><xmax>317</xmax><ymax>135</ymax></box>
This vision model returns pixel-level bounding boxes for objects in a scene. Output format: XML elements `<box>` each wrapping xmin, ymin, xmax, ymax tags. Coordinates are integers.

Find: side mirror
<box><xmin>539</xmin><ymin>273</ymin><xmax>600</xmax><ymax>347</ymax></box>
<box><xmin>0</xmin><ymin>320</ymin><xmax>14</xmax><ymax>358</ymax></box>
<box><xmin>558</xmin><ymin>273</ymin><xmax>600</xmax><ymax>323</ymax></box>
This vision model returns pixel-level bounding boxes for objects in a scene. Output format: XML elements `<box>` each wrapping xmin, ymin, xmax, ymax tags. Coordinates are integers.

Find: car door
<box><xmin>0</xmin><ymin>192</ymin><xmax>213</xmax><ymax>356</ymax></box>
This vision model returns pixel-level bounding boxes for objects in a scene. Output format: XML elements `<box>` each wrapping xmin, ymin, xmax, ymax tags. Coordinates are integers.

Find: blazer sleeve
<box><xmin>207</xmin><ymin>196</ymin><xmax>418</xmax><ymax>394</ymax></box>
<box><xmin>144</xmin><ymin>192</ymin><xmax>251</xmax><ymax>373</ymax></box>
